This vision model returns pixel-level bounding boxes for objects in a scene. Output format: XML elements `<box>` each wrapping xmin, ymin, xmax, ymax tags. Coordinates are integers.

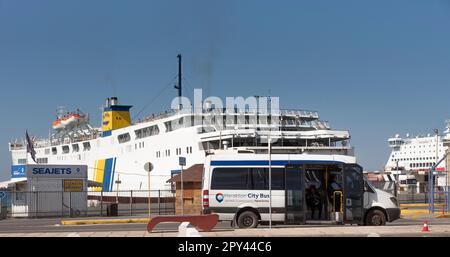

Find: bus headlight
<box><xmin>390</xmin><ymin>197</ymin><xmax>399</xmax><ymax>207</ymax></box>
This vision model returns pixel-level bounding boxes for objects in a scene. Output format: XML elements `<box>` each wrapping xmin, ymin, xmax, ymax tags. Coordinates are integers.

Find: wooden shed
<box><xmin>167</xmin><ymin>164</ymin><xmax>203</xmax><ymax>215</ymax></box>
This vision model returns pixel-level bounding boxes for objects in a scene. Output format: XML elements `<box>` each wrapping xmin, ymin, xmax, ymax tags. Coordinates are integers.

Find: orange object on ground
<box><xmin>421</xmin><ymin>220</ymin><xmax>430</xmax><ymax>232</ymax></box>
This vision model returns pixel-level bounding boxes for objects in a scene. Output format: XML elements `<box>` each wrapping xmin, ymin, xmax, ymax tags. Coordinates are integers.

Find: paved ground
<box><xmin>1</xmin><ymin>205</ymin><xmax>449</xmax><ymax>237</ymax></box>
<box><xmin>1</xmin><ymin>217</ymin><xmax>450</xmax><ymax>237</ymax></box>
<box><xmin>1</xmin><ymin>220</ymin><xmax>450</xmax><ymax>237</ymax></box>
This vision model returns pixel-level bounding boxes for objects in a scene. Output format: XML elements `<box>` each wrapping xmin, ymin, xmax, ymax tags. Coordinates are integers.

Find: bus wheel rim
<box><xmin>243</xmin><ymin>217</ymin><xmax>253</xmax><ymax>226</ymax></box>
<box><xmin>372</xmin><ymin>216</ymin><xmax>381</xmax><ymax>225</ymax></box>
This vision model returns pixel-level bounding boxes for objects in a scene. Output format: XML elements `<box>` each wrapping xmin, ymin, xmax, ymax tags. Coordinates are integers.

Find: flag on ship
<box><xmin>26</xmin><ymin>130</ymin><xmax>36</xmax><ymax>163</ymax></box>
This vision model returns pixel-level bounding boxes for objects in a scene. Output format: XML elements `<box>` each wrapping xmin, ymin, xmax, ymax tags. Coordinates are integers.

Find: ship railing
<box><xmin>213</xmin><ymin>145</ymin><xmax>355</xmax><ymax>156</ymax></box>
<box><xmin>28</xmin><ymin>133</ymin><xmax>101</xmax><ymax>148</ymax></box>
<box><xmin>198</xmin><ymin>128</ymin><xmax>350</xmax><ymax>143</ymax></box>
<box><xmin>197</xmin><ymin>118</ymin><xmax>331</xmax><ymax>132</ymax></box>
<box><xmin>135</xmin><ymin>108</ymin><xmax>320</xmax><ymax>124</ymax></box>
<box><xmin>311</xmin><ymin>120</ymin><xmax>330</xmax><ymax>130</ymax></box>
<box><xmin>9</xmin><ymin>143</ymin><xmax>25</xmax><ymax>151</ymax></box>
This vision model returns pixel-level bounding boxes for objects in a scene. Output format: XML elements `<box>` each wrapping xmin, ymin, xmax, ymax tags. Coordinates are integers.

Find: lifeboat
<box><xmin>61</xmin><ymin>113</ymin><xmax>83</xmax><ymax>126</ymax></box>
<box><xmin>51</xmin><ymin>111</ymin><xmax>87</xmax><ymax>130</ymax></box>
<box><xmin>52</xmin><ymin>119</ymin><xmax>64</xmax><ymax>130</ymax></box>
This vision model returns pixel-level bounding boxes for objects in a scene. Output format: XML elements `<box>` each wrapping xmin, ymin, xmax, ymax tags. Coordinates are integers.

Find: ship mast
<box><xmin>174</xmin><ymin>54</ymin><xmax>182</xmax><ymax>109</ymax></box>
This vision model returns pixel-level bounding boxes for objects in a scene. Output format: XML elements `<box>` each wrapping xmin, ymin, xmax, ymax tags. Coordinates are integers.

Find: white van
<box><xmin>202</xmin><ymin>152</ymin><xmax>400</xmax><ymax>228</ymax></box>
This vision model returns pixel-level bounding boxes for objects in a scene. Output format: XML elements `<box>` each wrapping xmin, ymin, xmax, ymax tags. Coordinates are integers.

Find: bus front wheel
<box><xmin>365</xmin><ymin>209</ymin><xmax>386</xmax><ymax>226</ymax></box>
<box><xmin>237</xmin><ymin>211</ymin><xmax>259</xmax><ymax>229</ymax></box>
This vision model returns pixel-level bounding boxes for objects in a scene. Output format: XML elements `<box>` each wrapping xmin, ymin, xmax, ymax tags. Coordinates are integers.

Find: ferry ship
<box><xmin>386</xmin><ymin>120</ymin><xmax>450</xmax><ymax>173</ymax></box>
<box><xmin>8</xmin><ymin>55</ymin><xmax>354</xmax><ymax>192</ymax></box>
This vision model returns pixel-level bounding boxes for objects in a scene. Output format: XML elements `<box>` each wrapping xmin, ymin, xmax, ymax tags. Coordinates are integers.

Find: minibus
<box><xmin>202</xmin><ymin>152</ymin><xmax>400</xmax><ymax>228</ymax></box>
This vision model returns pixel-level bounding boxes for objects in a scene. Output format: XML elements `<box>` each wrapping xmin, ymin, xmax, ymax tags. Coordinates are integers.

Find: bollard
<box><xmin>130</xmin><ymin>190</ymin><xmax>133</xmax><ymax>216</ymax></box>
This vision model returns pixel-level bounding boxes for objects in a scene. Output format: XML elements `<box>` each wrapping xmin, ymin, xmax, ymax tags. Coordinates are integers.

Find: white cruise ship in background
<box><xmin>385</xmin><ymin>120</ymin><xmax>450</xmax><ymax>189</ymax></box>
<box><xmin>8</xmin><ymin>56</ymin><xmax>354</xmax><ymax>192</ymax></box>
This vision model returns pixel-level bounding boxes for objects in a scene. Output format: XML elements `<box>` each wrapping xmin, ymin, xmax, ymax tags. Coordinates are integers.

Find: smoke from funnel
<box><xmin>189</xmin><ymin>3</ymin><xmax>232</xmax><ymax>98</ymax></box>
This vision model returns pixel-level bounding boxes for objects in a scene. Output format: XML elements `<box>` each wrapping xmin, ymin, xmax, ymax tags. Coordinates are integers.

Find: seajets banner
<box><xmin>26</xmin><ymin>164</ymin><xmax>87</xmax><ymax>178</ymax></box>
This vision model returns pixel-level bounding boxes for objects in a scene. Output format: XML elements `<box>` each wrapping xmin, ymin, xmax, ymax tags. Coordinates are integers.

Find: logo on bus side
<box><xmin>215</xmin><ymin>193</ymin><xmax>224</xmax><ymax>203</ymax></box>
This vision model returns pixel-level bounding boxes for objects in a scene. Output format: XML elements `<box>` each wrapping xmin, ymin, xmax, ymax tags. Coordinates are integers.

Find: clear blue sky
<box><xmin>1</xmin><ymin>0</ymin><xmax>450</xmax><ymax>181</ymax></box>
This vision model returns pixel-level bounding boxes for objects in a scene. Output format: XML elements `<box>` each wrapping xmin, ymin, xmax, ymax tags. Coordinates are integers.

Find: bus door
<box><xmin>284</xmin><ymin>164</ymin><xmax>306</xmax><ymax>224</ymax></box>
<box><xmin>343</xmin><ymin>164</ymin><xmax>364</xmax><ymax>225</ymax></box>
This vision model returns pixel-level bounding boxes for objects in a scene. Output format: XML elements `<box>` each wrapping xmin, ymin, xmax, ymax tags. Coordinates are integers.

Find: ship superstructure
<box><xmin>385</xmin><ymin>120</ymin><xmax>450</xmax><ymax>174</ymax></box>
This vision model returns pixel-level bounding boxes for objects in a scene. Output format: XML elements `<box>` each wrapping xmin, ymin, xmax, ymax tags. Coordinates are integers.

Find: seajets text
<box><xmin>32</xmin><ymin>167</ymin><xmax>72</xmax><ymax>175</ymax></box>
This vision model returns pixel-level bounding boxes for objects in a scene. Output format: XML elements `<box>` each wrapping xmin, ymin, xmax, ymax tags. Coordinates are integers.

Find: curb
<box><xmin>61</xmin><ymin>218</ymin><xmax>150</xmax><ymax>225</ymax></box>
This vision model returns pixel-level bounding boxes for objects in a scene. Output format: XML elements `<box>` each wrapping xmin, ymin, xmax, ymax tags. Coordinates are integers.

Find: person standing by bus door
<box><xmin>306</xmin><ymin>185</ymin><xmax>322</xmax><ymax>220</ymax></box>
<box><xmin>329</xmin><ymin>175</ymin><xmax>343</xmax><ymax>224</ymax></box>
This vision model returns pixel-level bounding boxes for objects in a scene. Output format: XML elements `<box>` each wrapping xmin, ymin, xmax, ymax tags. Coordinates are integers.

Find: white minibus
<box><xmin>202</xmin><ymin>152</ymin><xmax>400</xmax><ymax>228</ymax></box>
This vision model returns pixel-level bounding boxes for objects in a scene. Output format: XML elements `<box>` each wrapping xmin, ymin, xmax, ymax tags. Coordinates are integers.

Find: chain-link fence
<box><xmin>0</xmin><ymin>190</ymin><xmax>175</xmax><ymax>218</ymax></box>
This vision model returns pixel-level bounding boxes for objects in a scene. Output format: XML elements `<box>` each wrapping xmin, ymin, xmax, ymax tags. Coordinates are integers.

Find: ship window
<box><xmin>52</xmin><ymin>147</ymin><xmax>57</xmax><ymax>155</ymax></box>
<box><xmin>118</xmin><ymin>133</ymin><xmax>131</xmax><ymax>144</ymax></box>
<box><xmin>83</xmin><ymin>142</ymin><xmax>91</xmax><ymax>151</ymax></box>
<box><xmin>72</xmin><ymin>144</ymin><xmax>80</xmax><ymax>152</ymax></box>
<box><xmin>62</xmin><ymin>145</ymin><xmax>70</xmax><ymax>154</ymax></box>
<box><xmin>45</xmin><ymin>148</ymin><xmax>50</xmax><ymax>155</ymax></box>
<box><xmin>37</xmin><ymin>158</ymin><xmax>48</xmax><ymax>164</ymax></box>
<box><xmin>164</xmin><ymin>121</ymin><xmax>173</xmax><ymax>132</ymax></box>
<box><xmin>135</xmin><ymin>125</ymin><xmax>159</xmax><ymax>139</ymax></box>
<box><xmin>18</xmin><ymin>158</ymin><xmax>27</xmax><ymax>164</ymax></box>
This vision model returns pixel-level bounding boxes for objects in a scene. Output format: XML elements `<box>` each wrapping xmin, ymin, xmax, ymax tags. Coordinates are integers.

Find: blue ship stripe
<box><xmin>110</xmin><ymin>158</ymin><xmax>117</xmax><ymax>191</ymax></box>
<box><xmin>102</xmin><ymin>130</ymin><xmax>112</xmax><ymax>137</ymax></box>
<box><xmin>103</xmin><ymin>158</ymin><xmax>114</xmax><ymax>191</ymax></box>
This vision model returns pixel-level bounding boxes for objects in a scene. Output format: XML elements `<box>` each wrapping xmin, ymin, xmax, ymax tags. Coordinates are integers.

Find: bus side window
<box><xmin>252</xmin><ymin>168</ymin><xmax>266</xmax><ymax>190</ymax></box>
<box><xmin>270</xmin><ymin>168</ymin><xmax>285</xmax><ymax>190</ymax></box>
<box><xmin>211</xmin><ymin>168</ymin><xmax>251</xmax><ymax>190</ymax></box>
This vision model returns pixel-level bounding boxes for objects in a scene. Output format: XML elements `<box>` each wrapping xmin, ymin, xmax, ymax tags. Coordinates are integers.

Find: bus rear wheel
<box><xmin>365</xmin><ymin>209</ymin><xmax>386</xmax><ymax>226</ymax></box>
<box><xmin>237</xmin><ymin>211</ymin><xmax>259</xmax><ymax>229</ymax></box>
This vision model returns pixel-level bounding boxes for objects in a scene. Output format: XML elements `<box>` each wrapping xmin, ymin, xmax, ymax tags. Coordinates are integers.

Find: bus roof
<box><xmin>206</xmin><ymin>152</ymin><xmax>357</xmax><ymax>167</ymax></box>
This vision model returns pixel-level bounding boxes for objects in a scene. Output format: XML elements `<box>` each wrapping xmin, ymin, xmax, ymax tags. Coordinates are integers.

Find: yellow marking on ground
<box><xmin>400</xmin><ymin>203</ymin><xmax>444</xmax><ymax>208</ymax></box>
<box><xmin>61</xmin><ymin>218</ymin><xmax>151</xmax><ymax>225</ymax></box>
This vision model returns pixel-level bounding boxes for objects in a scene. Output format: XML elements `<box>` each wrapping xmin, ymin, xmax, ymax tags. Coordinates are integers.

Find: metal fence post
<box><xmin>61</xmin><ymin>191</ymin><xmax>64</xmax><ymax>217</ymax></box>
<box><xmin>158</xmin><ymin>190</ymin><xmax>161</xmax><ymax>215</ymax></box>
<box><xmin>35</xmin><ymin>191</ymin><xmax>38</xmax><ymax>218</ymax></box>
<box><xmin>69</xmin><ymin>192</ymin><xmax>72</xmax><ymax>217</ymax></box>
<box><xmin>425</xmin><ymin>185</ymin><xmax>427</xmax><ymax>204</ymax></box>
<box><xmin>447</xmin><ymin>186</ymin><xmax>450</xmax><ymax>213</ymax></box>
<box><xmin>100</xmin><ymin>190</ymin><xmax>103</xmax><ymax>217</ymax></box>
<box><xmin>129</xmin><ymin>190</ymin><xmax>133</xmax><ymax>216</ymax></box>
